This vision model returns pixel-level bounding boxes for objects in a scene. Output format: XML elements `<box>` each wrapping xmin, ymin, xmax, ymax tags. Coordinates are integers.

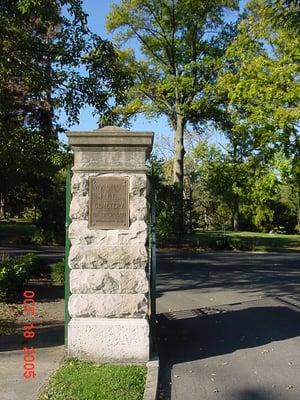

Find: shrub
<box><xmin>31</xmin><ymin>229</ymin><xmax>48</xmax><ymax>245</ymax></box>
<box><xmin>229</xmin><ymin>238</ymin><xmax>254</xmax><ymax>251</ymax></box>
<box><xmin>51</xmin><ymin>260</ymin><xmax>65</xmax><ymax>285</ymax></box>
<box><xmin>36</xmin><ymin>172</ymin><xmax>66</xmax><ymax>245</ymax></box>
<box><xmin>22</xmin><ymin>253</ymin><xmax>47</xmax><ymax>276</ymax></box>
<box><xmin>196</xmin><ymin>235</ymin><xmax>232</xmax><ymax>250</ymax></box>
<box><xmin>0</xmin><ymin>254</ymin><xmax>32</xmax><ymax>299</ymax></box>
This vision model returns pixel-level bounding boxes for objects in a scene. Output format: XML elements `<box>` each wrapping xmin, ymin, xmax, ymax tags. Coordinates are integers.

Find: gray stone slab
<box><xmin>0</xmin><ymin>346</ymin><xmax>65</xmax><ymax>400</ymax></box>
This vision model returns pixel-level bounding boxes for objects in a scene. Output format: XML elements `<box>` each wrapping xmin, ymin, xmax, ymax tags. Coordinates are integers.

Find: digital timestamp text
<box><xmin>22</xmin><ymin>290</ymin><xmax>36</xmax><ymax>379</ymax></box>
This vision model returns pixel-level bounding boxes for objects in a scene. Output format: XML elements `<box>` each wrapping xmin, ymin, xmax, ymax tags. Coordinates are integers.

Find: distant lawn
<box><xmin>39</xmin><ymin>359</ymin><xmax>147</xmax><ymax>400</ymax></box>
<box><xmin>194</xmin><ymin>230</ymin><xmax>300</xmax><ymax>253</ymax></box>
<box><xmin>0</xmin><ymin>221</ymin><xmax>36</xmax><ymax>244</ymax></box>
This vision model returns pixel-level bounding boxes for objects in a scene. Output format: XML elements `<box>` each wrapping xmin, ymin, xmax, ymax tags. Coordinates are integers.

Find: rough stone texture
<box><xmin>69</xmin><ymin>220</ymin><xmax>148</xmax><ymax>246</ymax></box>
<box><xmin>68</xmin><ymin>293</ymin><xmax>147</xmax><ymax>318</ymax></box>
<box><xmin>70</xmin><ymin>269</ymin><xmax>148</xmax><ymax>294</ymax></box>
<box><xmin>71</xmin><ymin>173</ymin><xmax>89</xmax><ymax>196</ymax></box>
<box><xmin>69</xmin><ymin>196</ymin><xmax>88</xmax><ymax>220</ymax></box>
<box><xmin>68</xmin><ymin>318</ymin><xmax>149</xmax><ymax>362</ymax></box>
<box><xmin>130</xmin><ymin>194</ymin><xmax>148</xmax><ymax>223</ymax></box>
<box><xmin>130</xmin><ymin>174</ymin><xmax>147</xmax><ymax>196</ymax></box>
<box><xmin>69</xmin><ymin>244</ymin><xmax>148</xmax><ymax>270</ymax></box>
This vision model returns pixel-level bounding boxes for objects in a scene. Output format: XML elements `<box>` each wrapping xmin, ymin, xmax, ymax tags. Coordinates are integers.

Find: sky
<box><xmin>59</xmin><ymin>0</ymin><xmax>248</xmax><ymax>152</ymax></box>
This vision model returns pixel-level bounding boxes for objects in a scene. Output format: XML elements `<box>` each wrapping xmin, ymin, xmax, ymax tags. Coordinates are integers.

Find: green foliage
<box><xmin>35</xmin><ymin>169</ymin><xmax>67</xmax><ymax>245</ymax></box>
<box><xmin>107</xmin><ymin>0</ymin><xmax>238</xmax><ymax>195</ymax></box>
<box><xmin>148</xmin><ymin>158</ymin><xmax>176</xmax><ymax>242</ymax></box>
<box><xmin>50</xmin><ymin>260</ymin><xmax>65</xmax><ymax>285</ymax></box>
<box><xmin>0</xmin><ymin>254</ymin><xmax>32</xmax><ymax>299</ymax></box>
<box><xmin>39</xmin><ymin>359</ymin><xmax>146</xmax><ymax>400</ymax></box>
<box><xmin>22</xmin><ymin>253</ymin><xmax>47</xmax><ymax>277</ymax></box>
<box><xmin>214</xmin><ymin>0</ymin><xmax>300</xmax><ymax>156</ymax></box>
<box><xmin>229</xmin><ymin>238</ymin><xmax>254</xmax><ymax>251</ymax></box>
<box><xmin>264</xmin><ymin>0</ymin><xmax>300</xmax><ymax>34</ymax></box>
<box><xmin>270</xmin><ymin>199</ymin><xmax>298</xmax><ymax>233</ymax></box>
<box><xmin>0</xmin><ymin>0</ymin><xmax>129</xmax><ymax>224</ymax></box>
<box><xmin>196</xmin><ymin>234</ymin><xmax>232</xmax><ymax>250</ymax></box>
<box><xmin>172</xmin><ymin>141</ymin><xmax>298</xmax><ymax>233</ymax></box>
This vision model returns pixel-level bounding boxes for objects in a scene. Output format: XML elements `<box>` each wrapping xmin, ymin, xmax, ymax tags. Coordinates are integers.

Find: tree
<box><xmin>192</xmin><ymin>141</ymin><xmax>246</xmax><ymax>230</ymax></box>
<box><xmin>264</xmin><ymin>0</ymin><xmax>300</xmax><ymax>33</ymax></box>
<box><xmin>106</xmin><ymin>0</ymin><xmax>238</xmax><ymax>230</ymax></box>
<box><xmin>212</xmin><ymin>0</ymin><xmax>300</xmax><ymax>227</ymax></box>
<box><xmin>191</xmin><ymin>141</ymin><xmax>294</xmax><ymax>232</ymax></box>
<box><xmin>0</xmin><ymin>0</ymin><xmax>128</xmax><ymax>134</ymax></box>
<box><xmin>0</xmin><ymin>0</ymin><xmax>129</xmax><ymax>220</ymax></box>
<box><xmin>215</xmin><ymin>0</ymin><xmax>300</xmax><ymax>155</ymax></box>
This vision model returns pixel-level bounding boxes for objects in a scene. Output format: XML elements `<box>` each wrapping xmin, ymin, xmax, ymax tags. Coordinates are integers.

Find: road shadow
<box><xmin>229</xmin><ymin>388</ymin><xmax>282</xmax><ymax>400</ymax></box>
<box><xmin>156</xmin><ymin>251</ymin><xmax>300</xmax><ymax>299</ymax></box>
<box><xmin>157</xmin><ymin>304</ymin><xmax>300</xmax><ymax>399</ymax></box>
<box><xmin>0</xmin><ymin>323</ymin><xmax>64</xmax><ymax>351</ymax></box>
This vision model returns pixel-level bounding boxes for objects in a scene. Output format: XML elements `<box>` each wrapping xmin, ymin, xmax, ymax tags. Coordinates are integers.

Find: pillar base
<box><xmin>68</xmin><ymin>318</ymin><xmax>149</xmax><ymax>363</ymax></box>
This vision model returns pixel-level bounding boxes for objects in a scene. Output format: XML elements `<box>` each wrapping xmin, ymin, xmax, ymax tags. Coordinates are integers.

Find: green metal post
<box><xmin>64</xmin><ymin>165</ymin><xmax>71</xmax><ymax>346</ymax></box>
<box><xmin>149</xmin><ymin>172</ymin><xmax>156</xmax><ymax>346</ymax></box>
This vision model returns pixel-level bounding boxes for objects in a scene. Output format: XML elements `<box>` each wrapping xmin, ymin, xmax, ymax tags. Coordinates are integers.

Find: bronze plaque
<box><xmin>89</xmin><ymin>176</ymin><xmax>129</xmax><ymax>229</ymax></box>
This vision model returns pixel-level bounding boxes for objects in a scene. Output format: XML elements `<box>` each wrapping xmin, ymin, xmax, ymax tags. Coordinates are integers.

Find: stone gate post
<box><xmin>66</xmin><ymin>126</ymin><xmax>154</xmax><ymax>362</ymax></box>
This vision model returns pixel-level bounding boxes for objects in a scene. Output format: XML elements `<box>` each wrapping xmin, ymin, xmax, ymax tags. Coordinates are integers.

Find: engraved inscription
<box><xmin>89</xmin><ymin>177</ymin><xmax>129</xmax><ymax>229</ymax></box>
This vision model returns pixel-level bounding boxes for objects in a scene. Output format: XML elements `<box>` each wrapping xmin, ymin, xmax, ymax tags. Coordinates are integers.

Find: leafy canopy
<box><xmin>106</xmin><ymin>0</ymin><xmax>238</xmax><ymax>126</ymax></box>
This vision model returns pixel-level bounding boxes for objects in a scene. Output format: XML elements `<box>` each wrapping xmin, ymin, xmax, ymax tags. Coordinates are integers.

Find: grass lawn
<box><xmin>195</xmin><ymin>230</ymin><xmax>300</xmax><ymax>252</ymax></box>
<box><xmin>40</xmin><ymin>359</ymin><xmax>147</xmax><ymax>400</ymax></box>
<box><xmin>0</xmin><ymin>221</ymin><xmax>36</xmax><ymax>244</ymax></box>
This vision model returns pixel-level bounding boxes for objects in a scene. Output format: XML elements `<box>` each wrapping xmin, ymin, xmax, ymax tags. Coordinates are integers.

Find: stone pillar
<box><xmin>66</xmin><ymin>126</ymin><xmax>154</xmax><ymax>363</ymax></box>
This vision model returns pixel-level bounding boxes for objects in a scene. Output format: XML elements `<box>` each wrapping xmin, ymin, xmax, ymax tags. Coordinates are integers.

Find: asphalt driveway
<box><xmin>156</xmin><ymin>251</ymin><xmax>300</xmax><ymax>400</ymax></box>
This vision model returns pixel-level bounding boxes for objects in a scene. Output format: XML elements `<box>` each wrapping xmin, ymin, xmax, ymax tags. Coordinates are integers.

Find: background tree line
<box><xmin>0</xmin><ymin>0</ymin><xmax>299</xmax><ymax>243</ymax></box>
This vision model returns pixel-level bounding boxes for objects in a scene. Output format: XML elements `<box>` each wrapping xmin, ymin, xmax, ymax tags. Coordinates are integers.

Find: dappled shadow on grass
<box><xmin>157</xmin><ymin>303</ymin><xmax>300</xmax><ymax>399</ymax></box>
<box><xmin>156</xmin><ymin>251</ymin><xmax>300</xmax><ymax>299</ymax></box>
<box><xmin>195</xmin><ymin>231</ymin><xmax>300</xmax><ymax>253</ymax></box>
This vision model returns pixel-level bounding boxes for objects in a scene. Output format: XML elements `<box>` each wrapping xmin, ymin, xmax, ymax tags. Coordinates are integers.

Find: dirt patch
<box><xmin>0</xmin><ymin>278</ymin><xmax>64</xmax><ymax>337</ymax></box>
<box><xmin>0</xmin><ymin>303</ymin><xmax>23</xmax><ymax>335</ymax></box>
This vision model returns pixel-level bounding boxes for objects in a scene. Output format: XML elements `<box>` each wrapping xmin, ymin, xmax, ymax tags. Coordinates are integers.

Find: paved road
<box><xmin>156</xmin><ymin>251</ymin><xmax>300</xmax><ymax>400</ymax></box>
<box><xmin>0</xmin><ymin>245</ymin><xmax>64</xmax><ymax>263</ymax></box>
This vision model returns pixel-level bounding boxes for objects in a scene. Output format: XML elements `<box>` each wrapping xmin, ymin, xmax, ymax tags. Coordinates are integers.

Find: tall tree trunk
<box><xmin>232</xmin><ymin>196</ymin><xmax>239</xmax><ymax>231</ymax></box>
<box><xmin>173</xmin><ymin>114</ymin><xmax>185</xmax><ymax>186</ymax></box>
<box><xmin>0</xmin><ymin>195</ymin><xmax>5</xmax><ymax>220</ymax></box>
<box><xmin>173</xmin><ymin>113</ymin><xmax>185</xmax><ymax>234</ymax></box>
<box><xmin>231</xmin><ymin>140</ymin><xmax>239</xmax><ymax>231</ymax></box>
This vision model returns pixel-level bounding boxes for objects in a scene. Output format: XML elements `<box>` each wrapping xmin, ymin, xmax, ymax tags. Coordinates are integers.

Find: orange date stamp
<box><xmin>22</xmin><ymin>290</ymin><xmax>36</xmax><ymax>378</ymax></box>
